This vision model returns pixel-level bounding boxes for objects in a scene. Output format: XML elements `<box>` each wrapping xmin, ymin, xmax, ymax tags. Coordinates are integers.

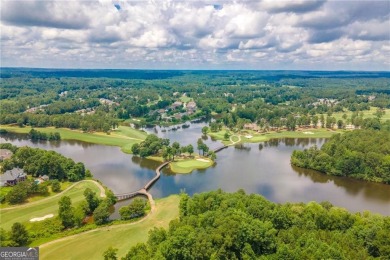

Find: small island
<box><xmin>132</xmin><ymin>134</ymin><xmax>217</xmax><ymax>174</ymax></box>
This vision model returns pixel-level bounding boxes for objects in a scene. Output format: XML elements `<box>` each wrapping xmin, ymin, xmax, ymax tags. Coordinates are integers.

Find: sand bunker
<box><xmin>245</xmin><ymin>135</ymin><xmax>253</xmax><ymax>139</ymax></box>
<box><xmin>196</xmin><ymin>158</ymin><xmax>210</xmax><ymax>163</ymax></box>
<box><xmin>30</xmin><ymin>214</ymin><xmax>54</xmax><ymax>222</ymax></box>
<box><xmin>303</xmin><ymin>131</ymin><xmax>314</xmax><ymax>135</ymax></box>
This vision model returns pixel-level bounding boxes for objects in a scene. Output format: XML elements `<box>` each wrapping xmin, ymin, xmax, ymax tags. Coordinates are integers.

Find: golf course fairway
<box><xmin>39</xmin><ymin>195</ymin><xmax>180</xmax><ymax>260</ymax></box>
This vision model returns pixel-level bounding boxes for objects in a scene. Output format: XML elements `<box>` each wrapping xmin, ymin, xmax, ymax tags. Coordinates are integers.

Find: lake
<box><xmin>1</xmin><ymin>124</ymin><xmax>389</xmax><ymax>216</ymax></box>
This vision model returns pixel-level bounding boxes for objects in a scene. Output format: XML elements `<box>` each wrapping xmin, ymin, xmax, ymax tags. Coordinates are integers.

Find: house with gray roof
<box><xmin>0</xmin><ymin>168</ymin><xmax>27</xmax><ymax>187</ymax></box>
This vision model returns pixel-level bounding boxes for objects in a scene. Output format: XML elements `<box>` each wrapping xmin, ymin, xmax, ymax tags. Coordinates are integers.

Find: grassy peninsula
<box><xmin>0</xmin><ymin>125</ymin><xmax>147</xmax><ymax>154</ymax></box>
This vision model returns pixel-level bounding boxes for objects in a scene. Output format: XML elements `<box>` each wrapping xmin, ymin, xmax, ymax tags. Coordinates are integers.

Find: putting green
<box><xmin>170</xmin><ymin>158</ymin><xmax>214</xmax><ymax>174</ymax></box>
<box><xmin>209</xmin><ymin>128</ymin><xmax>343</xmax><ymax>144</ymax></box>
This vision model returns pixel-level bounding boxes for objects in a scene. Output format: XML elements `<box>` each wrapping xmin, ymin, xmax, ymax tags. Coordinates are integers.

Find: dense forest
<box><xmin>0</xmin><ymin>143</ymin><xmax>89</xmax><ymax>182</ymax></box>
<box><xmin>1</xmin><ymin>69</ymin><xmax>389</xmax><ymax>132</ymax></box>
<box><xmin>291</xmin><ymin>129</ymin><xmax>390</xmax><ymax>184</ymax></box>
<box><xmin>114</xmin><ymin>190</ymin><xmax>390</xmax><ymax>259</ymax></box>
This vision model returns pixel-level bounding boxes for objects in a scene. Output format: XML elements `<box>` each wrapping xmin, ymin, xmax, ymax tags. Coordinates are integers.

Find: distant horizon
<box><xmin>2</xmin><ymin>67</ymin><xmax>390</xmax><ymax>73</ymax></box>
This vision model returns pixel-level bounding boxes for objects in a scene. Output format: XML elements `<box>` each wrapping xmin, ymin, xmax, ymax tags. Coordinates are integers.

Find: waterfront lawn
<box><xmin>170</xmin><ymin>158</ymin><xmax>214</xmax><ymax>174</ymax></box>
<box><xmin>209</xmin><ymin>128</ymin><xmax>342</xmax><ymax>144</ymax></box>
<box><xmin>0</xmin><ymin>181</ymin><xmax>101</xmax><ymax>230</ymax></box>
<box><xmin>0</xmin><ymin>125</ymin><xmax>146</xmax><ymax>153</ymax></box>
<box><xmin>39</xmin><ymin>195</ymin><xmax>180</xmax><ymax>260</ymax></box>
<box><xmin>241</xmin><ymin>128</ymin><xmax>342</xmax><ymax>143</ymax></box>
<box><xmin>110</xmin><ymin>126</ymin><xmax>148</xmax><ymax>140</ymax></box>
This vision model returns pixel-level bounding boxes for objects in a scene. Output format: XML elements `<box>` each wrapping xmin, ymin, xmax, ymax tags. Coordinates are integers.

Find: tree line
<box><xmin>1</xmin><ymin>71</ymin><xmax>389</xmax><ymax>133</ymax></box>
<box><xmin>29</xmin><ymin>128</ymin><xmax>61</xmax><ymax>141</ymax></box>
<box><xmin>105</xmin><ymin>190</ymin><xmax>390</xmax><ymax>259</ymax></box>
<box><xmin>131</xmin><ymin>134</ymin><xmax>214</xmax><ymax>160</ymax></box>
<box><xmin>291</xmin><ymin>128</ymin><xmax>390</xmax><ymax>184</ymax></box>
<box><xmin>1</xmin><ymin>144</ymin><xmax>91</xmax><ymax>182</ymax></box>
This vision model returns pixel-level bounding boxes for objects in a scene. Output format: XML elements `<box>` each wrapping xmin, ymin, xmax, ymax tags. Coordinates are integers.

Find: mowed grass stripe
<box><xmin>39</xmin><ymin>195</ymin><xmax>180</xmax><ymax>260</ymax></box>
<box><xmin>0</xmin><ymin>125</ymin><xmax>146</xmax><ymax>153</ymax></box>
<box><xmin>0</xmin><ymin>181</ymin><xmax>101</xmax><ymax>230</ymax></box>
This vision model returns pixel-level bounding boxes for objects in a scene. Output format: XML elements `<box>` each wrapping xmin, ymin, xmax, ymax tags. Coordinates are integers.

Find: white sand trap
<box><xmin>30</xmin><ymin>214</ymin><xmax>54</xmax><ymax>222</ymax></box>
<box><xmin>245</xmin><ymin>135</ymin><xmax>253</xmax><ymax>139</ymax></box>
<box><xmin>197</xmin><ymin>158</ymin><xmax>210</xmax><ymax>163</ymax></box>
<box><xmin>303</xmin><ymin>131</ymin><xmax>314</xmax><ymax>135</ymax></box>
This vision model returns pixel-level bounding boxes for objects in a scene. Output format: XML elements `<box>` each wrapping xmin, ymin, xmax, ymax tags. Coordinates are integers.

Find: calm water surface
<box><xmin>1</xmin><ymin>124</ymin><xmax>389</xmax><ymax>216</ymax></box>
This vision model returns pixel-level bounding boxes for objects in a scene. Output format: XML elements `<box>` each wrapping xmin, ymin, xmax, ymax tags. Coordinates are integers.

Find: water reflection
<box><xmin>1</xmin><ymin>132</ymin><xmax>389</xmax><ymax>215</ymax></box>
<box><xmin>142</xmin><ymin>119</ymin><xmax>220</xmax><ymax>150</ymax></box>
<box><xmin>234</xmin><ymin>144</ymin><xmax>251</xmax><ymax>152</ymax></box>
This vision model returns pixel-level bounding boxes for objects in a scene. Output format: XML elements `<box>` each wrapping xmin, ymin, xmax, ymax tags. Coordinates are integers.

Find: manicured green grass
<box><xmin>0</xmin><ymin>125</ymin><xmax>146</xmax><ymax>154</ymax></box>
<box><xmin>111</xmin><ymin>126</ymin><xmax>148</xmax><ymax>140</ymax></box>
<box><xmin>319</xmin><ymin>107</ymin><xmax>390</xmax><ymax>122</ymax></box>
<box><xmin>0</xmin><ymin>181</ymin><xmax>101</xmax><ymax>230</ymax></box>
<box><xmin>39</xmin><ymin>195</ymin><xmax>180</xmax><ymax>260</ymax></box>
<box><xmin>209</xmin><ymin>128</ymin><xmax>343</xmax><ymax>144</ymax></box>
<box><xmin>241</xmin><ymin>129</ymin><xmax>342</xmax><ymax>143</ymax></box>
<box><xmin>170</xmin><ymin>158</ymin><xmax>214</xmax><ymax>174</ymax></box>
<box><xmin>148</xmin><ymin>155</ymin><xmax>213</xmax><ymax>174</ymax></box>
<box><xmin>230</xmin><ymin>135</ymin><xmax>240</xmax><ymax>143</ymax></box>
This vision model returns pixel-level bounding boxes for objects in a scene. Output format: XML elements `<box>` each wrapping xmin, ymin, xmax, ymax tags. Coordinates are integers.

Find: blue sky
<box><xmin>1</xmin><ymin>0</ymin><xmax>389</xmax><ymax>70</ymax></box>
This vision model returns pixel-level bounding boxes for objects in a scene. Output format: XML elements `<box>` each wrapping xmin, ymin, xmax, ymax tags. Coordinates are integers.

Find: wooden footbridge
<box><xmin>114</xmin><ymin>145</ymin><xmax>228</xmax><ymax>203</ymax></box>
<box><xmin>114</xmin><ymin>161</ymin><xmax>170</xmax><ymax>201</ymax></box>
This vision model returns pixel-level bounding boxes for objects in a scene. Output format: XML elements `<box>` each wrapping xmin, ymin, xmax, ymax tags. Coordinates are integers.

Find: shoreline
<box><xmin>209</xmin><ymin>127</ymin><xmax>343</xmax><ymax>145</ymax></box>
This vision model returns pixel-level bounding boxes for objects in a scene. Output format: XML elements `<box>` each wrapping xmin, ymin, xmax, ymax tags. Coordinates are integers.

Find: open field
<box><xmin>0</xmin><ymin>125</ymin><xmax>146</xmax><ymax>154</ymax></box>
<box><xmin>320</xmin><ymin>107</ymin><xmax>390</xmax><ymax>122</ymax></box>
<box><xmin>39</xmin><ymin>195</ymin><xmax>180</xmax><ymax>260</ymax></box>
<box><xmin>0</xmin><ymin>181</ymin><xmax>103</xmax><ymax>230</ymax></box>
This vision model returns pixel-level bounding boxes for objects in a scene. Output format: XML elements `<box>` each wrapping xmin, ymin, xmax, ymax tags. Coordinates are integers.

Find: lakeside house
<box><xmin>0</xmin><ymin>149</ymin><xmax>13</xmax><ymax>162</ymax></box>
<box><xmin>0</xmin><ymin>168</ymin><xmax>27</xmax><ymax>187</ymax></box>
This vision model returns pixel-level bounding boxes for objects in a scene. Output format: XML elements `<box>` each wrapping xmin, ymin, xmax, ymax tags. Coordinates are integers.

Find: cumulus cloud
<box><xmin>1</xmin><ymin>1</ymin><xmax>91</xmax><ymax>29</ymax></box>
<box><xmin>259</xmin><ymin>0</ymin><xmax>325</xmax><ymax>13</ymax></box>
<box><xmin>0</xmin><ymin>0</ymin><xmax>389</xmax><ymax>70</ymax></box>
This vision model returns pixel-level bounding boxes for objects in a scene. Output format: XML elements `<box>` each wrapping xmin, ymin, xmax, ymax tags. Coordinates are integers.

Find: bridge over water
<box><xmin>114</xmin><ymin>145</ymin><xmax>228</xmax><ymax>204</ymax></box>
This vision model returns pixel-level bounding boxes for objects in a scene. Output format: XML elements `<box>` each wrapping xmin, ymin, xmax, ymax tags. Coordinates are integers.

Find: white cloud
<box><xmin>0</xmin><ymin>0</ymin><xmax>389</xmax><ymax>70</ymax></box>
